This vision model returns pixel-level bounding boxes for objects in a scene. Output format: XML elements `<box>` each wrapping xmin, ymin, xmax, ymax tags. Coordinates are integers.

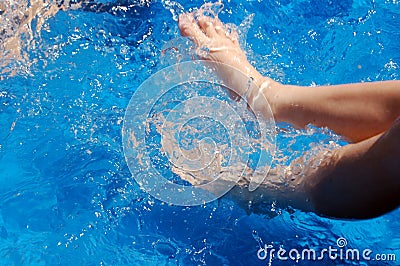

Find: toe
<box><xmin>197</xmin><ymin>16</ymin><xmax>219</xmax><ymax>38</ymax></box>
<box><xmin>225</xmin><ymin>27</ymin><xmax>240</xmax><ymax>46</ymax></box>
<box><xmin>214</xmin><ymin>25</ymin><xmax>226</xmax><ymax>36</ymax></box>
<box><xmin>178</xmin><ymin>13</ymin><xmax>209</xmax><ymax>46</ymax></box>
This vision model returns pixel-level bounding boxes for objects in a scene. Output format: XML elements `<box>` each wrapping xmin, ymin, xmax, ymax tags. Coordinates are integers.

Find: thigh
<box><xmin>305</xmin><ymin>118</ymin><xmax>400</xmax><ymax>219</ymax></box>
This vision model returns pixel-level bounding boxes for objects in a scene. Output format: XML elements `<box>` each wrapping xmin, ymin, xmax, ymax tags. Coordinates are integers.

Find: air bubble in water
<box><xmin>252</xmin><ymin>230</ymin><xmax>264</xmax><ymax>247</ymax></box>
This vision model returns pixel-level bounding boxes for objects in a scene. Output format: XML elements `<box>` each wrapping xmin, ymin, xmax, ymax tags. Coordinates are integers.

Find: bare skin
<box><xmin>178</xmin><ymin>13</ymin><xmax>400</xmax><ymax>219</ymax></box>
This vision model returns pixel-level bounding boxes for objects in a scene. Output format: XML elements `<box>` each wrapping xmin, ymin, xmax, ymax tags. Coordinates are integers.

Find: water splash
<box><xmin>194</xmin><ymin>1</ymin><xmax>224</xmax><ymax>19</ymax></box>
<box><xmin>162</xmin><ymin>0</ymin><xmax>185</xmax><ymax>21</ymax></box>
<box><xmin>237</xmin><ymin>13</ymin><xmax>255</xmax><ymax>48</ymax></box>
<box><xmin>0</xmin><ymin>0</ymin><xmax>62</xmax><ymax>77</ymax></box>
<box><xmin>153</xmin><ymin>1</ymin><xmax>348</xmax><ymax>214</ymax></box>
<box><xmin>160</xmin><ymin>2</ymin><xmax>255</xmax><ymax>66</ymax></box>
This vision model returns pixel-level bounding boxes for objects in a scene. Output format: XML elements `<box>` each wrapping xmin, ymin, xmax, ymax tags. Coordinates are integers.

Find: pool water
<box><xmin>1</xmin><ymin>0</ymin><xmax>400</xmax><ymax>265</ymax></box>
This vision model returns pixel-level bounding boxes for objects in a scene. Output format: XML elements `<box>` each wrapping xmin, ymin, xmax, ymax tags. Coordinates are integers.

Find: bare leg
<box><xmin>173</xmin><ymin>117</ymin><xmax>400</xmax><ymax>219</ymax></box>
<box><xmin>304</xmin><ymin>118</ymin><xmax>400</xmax><ymax>218</ymax></box>
<box><xmin>178</xmin><ymin>14</ymin><xmax>400</xmax><ymax>142</ymax></box>
<box><xmin>223</xmin><ymin>118</ymin><xmax>400</xmax><ymax>219</ymax></box>
<box><xmin>274</xmin><ymin>82</ymin><xmax>400</xmax><ymax>142</ymax></box>
<box><xmin>178</xmin><ymin>13</ymin><xmax>400</xmax><ymax>218</ymax></box>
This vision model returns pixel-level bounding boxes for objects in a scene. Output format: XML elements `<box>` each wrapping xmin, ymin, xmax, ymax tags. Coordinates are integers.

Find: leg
<box><xmin>177</xmin><ymin>13</ymin><xmax>400</xmax><ymax>218</ymax></box>
<box><xmin>207</xmin><ymin>118</ymin><xmax>400</xmax><ymax>219</ymax></box>
<box><xmin>304</xmin><ymin>118</ymin><xmax>400</xmax><ymax>218</ymax></box>
<box><xmin>273</xmin><ymin>81</ymin><xmax>400</xmax><ymax>142</ymax></box>
<box><xmin>178</xmin><ymin>14</ymin><xmax>400</xmax><ymax>142</ymax></box>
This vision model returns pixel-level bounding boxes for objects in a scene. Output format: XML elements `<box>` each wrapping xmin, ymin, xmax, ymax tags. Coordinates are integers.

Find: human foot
<box><xmin>178</xmin><ymin>13</ymin><xmax>282</xmax><ymax>117</ymax></box>
<box><xmin>179</xmin><ymin>13</ymin><xmax>264</xmax><ymax>87</ymax></box>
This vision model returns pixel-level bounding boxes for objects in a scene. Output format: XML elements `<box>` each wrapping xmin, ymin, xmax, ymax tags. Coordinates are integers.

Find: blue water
<box><xmin>1</xmin><ymin>0</ymin><xmax>400</xmax><ymax>265</ymax></box>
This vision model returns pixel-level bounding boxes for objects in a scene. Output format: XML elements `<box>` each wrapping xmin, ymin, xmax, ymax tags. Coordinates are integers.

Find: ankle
<box><xmin>259</xmin><ymin>78</ymin><xmax>284</xmax><ymax>121</ymax></box>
